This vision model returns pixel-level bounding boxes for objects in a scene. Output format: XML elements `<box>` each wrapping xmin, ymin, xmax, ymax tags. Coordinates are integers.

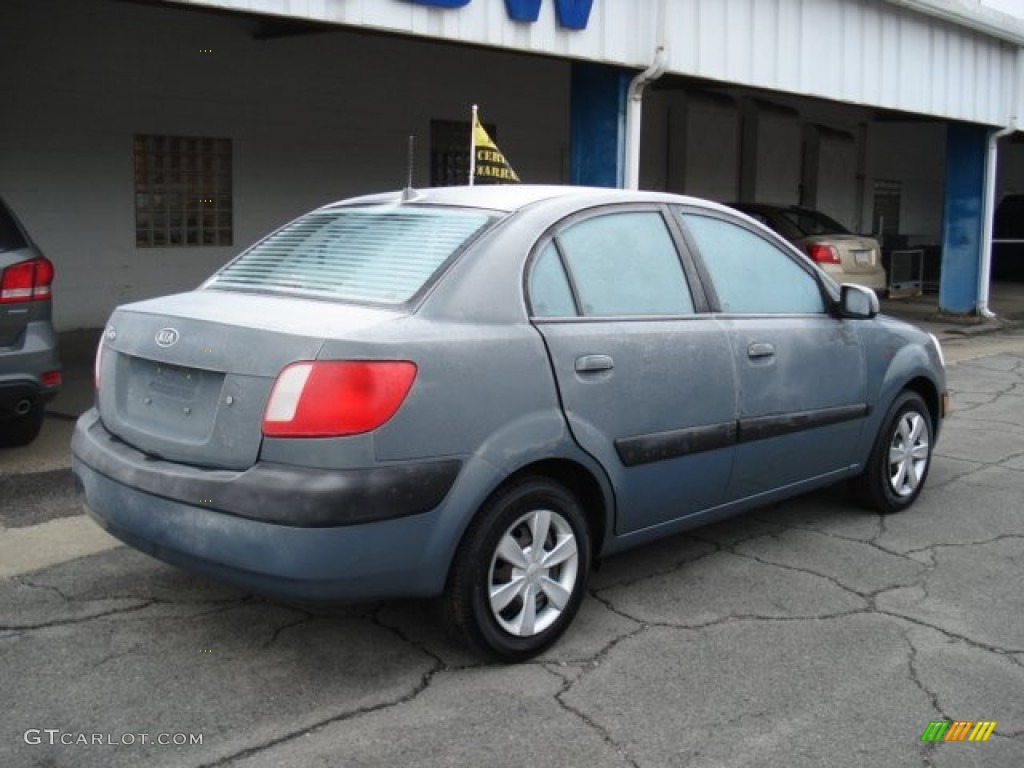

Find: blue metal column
<box><xmin>939</xmin><ymin>124</ymin><xmax>988</xmax><ymax>314</ymax></box>
<box><xmin>569</xmin><ymin>63</ymin><xmax>630</xmax><ymax>188</ymax></box>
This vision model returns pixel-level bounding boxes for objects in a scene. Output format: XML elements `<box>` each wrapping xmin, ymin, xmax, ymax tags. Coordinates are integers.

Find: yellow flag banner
<box><xmin>471</xmin><ymin>108</ymin><xmax>520</xmax><ymax>184</ymax></box>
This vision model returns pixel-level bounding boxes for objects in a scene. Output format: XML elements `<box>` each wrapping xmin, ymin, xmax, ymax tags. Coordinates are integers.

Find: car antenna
<box><xmin>401</xmin><ymin>135</ymin><xmax>420</xmax><ymax>202</ymax></box>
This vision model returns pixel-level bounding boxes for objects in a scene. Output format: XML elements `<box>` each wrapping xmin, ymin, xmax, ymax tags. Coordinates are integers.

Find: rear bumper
<box><xmin>72</xmin><ymin>410</ymin><xmax>459</xmax><ymax>527</ymax></box>
<box><xmin>71</xmin><ymin>409</ymin><xmax>463</xmax><ymax>599</ymax></box>
<box><xmin>0</xmin><ymin>320</ymin><xmax>61</xmax><ymax>417</ymax></box>
<box><xmin>0</xmin><ymin>379</ymin><xmax>58</xmax><ymax>418</ymax></box>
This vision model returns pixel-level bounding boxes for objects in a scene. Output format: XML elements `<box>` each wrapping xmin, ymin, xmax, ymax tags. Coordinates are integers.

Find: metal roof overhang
<box><xmin>882</xmin><ymin>0</ymin><xmax>1024</xmax><ymax>47</ymax></box>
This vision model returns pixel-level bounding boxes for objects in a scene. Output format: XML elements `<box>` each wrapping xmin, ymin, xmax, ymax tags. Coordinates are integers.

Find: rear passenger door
<box><xmin>676</xmin><ymin>209</ymin><xmax>868</xmax><ymax>502</ymax></box>
<box><xmin>529</xmin><ymin>205</ymin><xmax>738</xmax><ymax>535</ymax></box>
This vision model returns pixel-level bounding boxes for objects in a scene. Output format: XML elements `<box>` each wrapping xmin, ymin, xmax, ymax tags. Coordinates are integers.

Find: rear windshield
<box><xmin>205</xmin><ymin>206</ymin><xmax>494</xmax><ymax>305</ymax></box>
<box><xmin>778</xmin><ymin>209</ymin><xmax>849</xmax><ymax>238</ymax></box>
<box><xmin>0</xmin><ymin>200</ymin><xmax>29</xmax><ymax>253</ymax></box>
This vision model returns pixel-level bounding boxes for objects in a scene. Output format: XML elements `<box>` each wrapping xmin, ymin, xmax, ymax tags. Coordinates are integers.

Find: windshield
<box><xmin>205</xmin><ymin>205</ymin><xmax>494</xmax><ymax>305</ymax></box>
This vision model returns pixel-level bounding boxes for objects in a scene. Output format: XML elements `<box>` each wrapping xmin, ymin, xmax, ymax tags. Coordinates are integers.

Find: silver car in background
<box><xmin>73</xmin><ymin>186</ymin><xmax>946</xmax><ymax>661</ymax></box>
<box><xmin>728</xmin><ymin>202</ymin><xmax>886</xmax><ymax>293</ymax></box>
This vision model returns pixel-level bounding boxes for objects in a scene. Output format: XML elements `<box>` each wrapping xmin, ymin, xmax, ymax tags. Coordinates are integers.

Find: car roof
<box><xmin>324</xmin><ymin>185</ymin><xmax>738</xmax><ymax>215</ymax></box>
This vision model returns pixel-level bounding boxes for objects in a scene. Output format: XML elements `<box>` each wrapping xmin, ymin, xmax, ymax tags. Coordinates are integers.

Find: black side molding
<box><xmin>615</xmin><ymin>421</ymin><xmax>738</xmax><ymax>467</ymax></box>
<box><xmin>738</xmin><ymin>403</ymin><xmax>869</xmax><ymax>443</ymax></box>
<box><xmin>614</xmin><ymin>403</ymin><xmax>870</xmax><ymax>467</ymax></box>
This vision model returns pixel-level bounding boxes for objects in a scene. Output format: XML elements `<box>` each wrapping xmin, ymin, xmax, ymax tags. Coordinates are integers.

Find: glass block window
<box><xmin>134</xmin><ymin>135</ymin><xmax>232</xmax><ymax>248</ymax></box>
<box><xmin>430</xmin><ymin>119</ymin><xmax>497</xmax><ymax>187</ymax></box>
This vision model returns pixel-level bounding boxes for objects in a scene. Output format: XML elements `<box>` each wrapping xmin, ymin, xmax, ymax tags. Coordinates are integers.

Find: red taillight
<box><xmin>40</xmin><ymin>370</ymin><xmax>62</xmax><ymax>387</ymax></box>
<box><xmin>0</xmin><ymin>260</ymin><xmax>34</xmax><ymax>302</ymax></box>
<box><xmin>262</xmin><ymin>360</ymin><xmax>417</xmax><ymax>438</ymax></box>
<box><xmin>806</xmin><ymin>244</ymin><xmax>841</xmax><ymax>265</ymax></box>
<box><xmin>33</xmin><ymin>257</ymin><xmax>54</xmax><ymax>298</ymax></box>
<box><xmin>0</xmin><ymin>256</ymin><xmax>55</xmax><ymax>303</ymax></box>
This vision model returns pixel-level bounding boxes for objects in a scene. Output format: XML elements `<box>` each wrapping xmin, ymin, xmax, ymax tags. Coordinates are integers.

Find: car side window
<box><xmin>554</xmin><ymin>211</ymin><xmax>694</xmax><ymax>317</ymax></box>
<box><xmin>681</xmin><ymin>213</ymin><xmax>825</xmax><ymax>314</ymax></box>
<box><xmin>529</xmin><ymin>243</ymin><xmax>577</xmax><ymax>317</ymax></box>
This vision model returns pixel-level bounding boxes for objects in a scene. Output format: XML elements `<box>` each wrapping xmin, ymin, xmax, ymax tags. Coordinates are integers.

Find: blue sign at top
<box><xmin>406</xmin><ymin>0</ymin><xmax>470</xmax><ymax>6</ymax></box>
<box><xmin>404</xmin><ymin>0</ymin><xmax>594</xmax><ymax>30</ymax></box>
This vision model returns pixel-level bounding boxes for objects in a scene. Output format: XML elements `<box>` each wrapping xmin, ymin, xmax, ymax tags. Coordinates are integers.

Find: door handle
<box><xmin>747</xmin><ymin>342</ymin><xmax>775</xmax><ymax>359</ymax></box>
<box><xmin>575</xmin><ymin>354</ymin><xmax>614</xmax><ymax>373</ymax></box>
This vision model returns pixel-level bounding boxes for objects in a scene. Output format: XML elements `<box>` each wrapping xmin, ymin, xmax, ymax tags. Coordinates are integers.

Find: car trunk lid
<box><xmin>97</xmin><ymin>290</ymin><xmax>404</xmax><ymax>470</ymax></box>
<box><xmin>809</xmin><ymin>234</ymin><xmax>881</xmax><ymax>274</ymax></box>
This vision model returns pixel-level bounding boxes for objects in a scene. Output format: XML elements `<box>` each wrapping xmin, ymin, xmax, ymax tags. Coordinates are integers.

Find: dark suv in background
<box><xmin>0</xmin><ymin>196</ymin><xmax>60</xmax><ymax>447</ymax></box>
<box><xmin>993</xmin><ymin>193</ymin><xmax>1024</xmax><ymax>281</ymax></box>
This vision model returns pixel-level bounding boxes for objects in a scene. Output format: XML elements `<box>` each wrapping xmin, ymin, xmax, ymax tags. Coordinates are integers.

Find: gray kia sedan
<box><xmin>72</xmin><ymin>185</ymin><xmax>946</xmax><ymax>661</ymax></box>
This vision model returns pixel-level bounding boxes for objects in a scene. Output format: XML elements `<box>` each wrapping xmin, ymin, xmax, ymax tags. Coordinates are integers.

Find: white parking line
<box><xmin>0</xmin><ymin>515</ymin><xmax>121</xmax><ymax>578</ymax></box>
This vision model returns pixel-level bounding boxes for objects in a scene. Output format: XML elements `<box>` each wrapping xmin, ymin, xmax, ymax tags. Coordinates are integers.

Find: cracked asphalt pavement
<box><xmin>2</xmin><ymin>337</ymin><xmax>1023</xmax><ymax>767</ymax></box>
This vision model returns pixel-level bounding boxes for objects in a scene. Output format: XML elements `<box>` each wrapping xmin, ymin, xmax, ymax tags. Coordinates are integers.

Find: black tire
<box><xmin>853</xmin><ymin>391</ymin><xmax>933</xmax><ymax>514</ymax></box>
<box><xmin>443</xmin><ymin>476</ymin><xmax>591</xmax><ymax>662</ymax></box>
<box><xmin>0</xmin><ymin>407</ymin><xmax>45</xmax><ymax>448</ymax></box>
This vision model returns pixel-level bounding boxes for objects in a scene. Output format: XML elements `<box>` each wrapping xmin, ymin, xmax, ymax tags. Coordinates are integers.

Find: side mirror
<box><xmin>838</xmin><ymin>284</ymin><xmax>879</xmax><ymax>319</ymax></box>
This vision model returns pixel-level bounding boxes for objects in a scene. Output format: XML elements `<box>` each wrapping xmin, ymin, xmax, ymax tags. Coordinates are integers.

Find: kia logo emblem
<box><xmin>155</xmin><ymin>328</ymin><xmax>180</xmax><ymax>348</ymax></box>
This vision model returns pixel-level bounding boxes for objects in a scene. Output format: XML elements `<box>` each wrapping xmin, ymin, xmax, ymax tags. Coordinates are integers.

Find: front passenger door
<box><xmin>678</xmin><ymin>211</ymin><xmax>869</xmax><ymax>502</ymax></box>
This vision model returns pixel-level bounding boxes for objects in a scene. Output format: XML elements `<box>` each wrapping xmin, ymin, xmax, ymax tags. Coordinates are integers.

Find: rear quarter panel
<box><xmin>302</xmin><ymin>205</ymin><xmax>619</xmax><ymax>584</ymax></box>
